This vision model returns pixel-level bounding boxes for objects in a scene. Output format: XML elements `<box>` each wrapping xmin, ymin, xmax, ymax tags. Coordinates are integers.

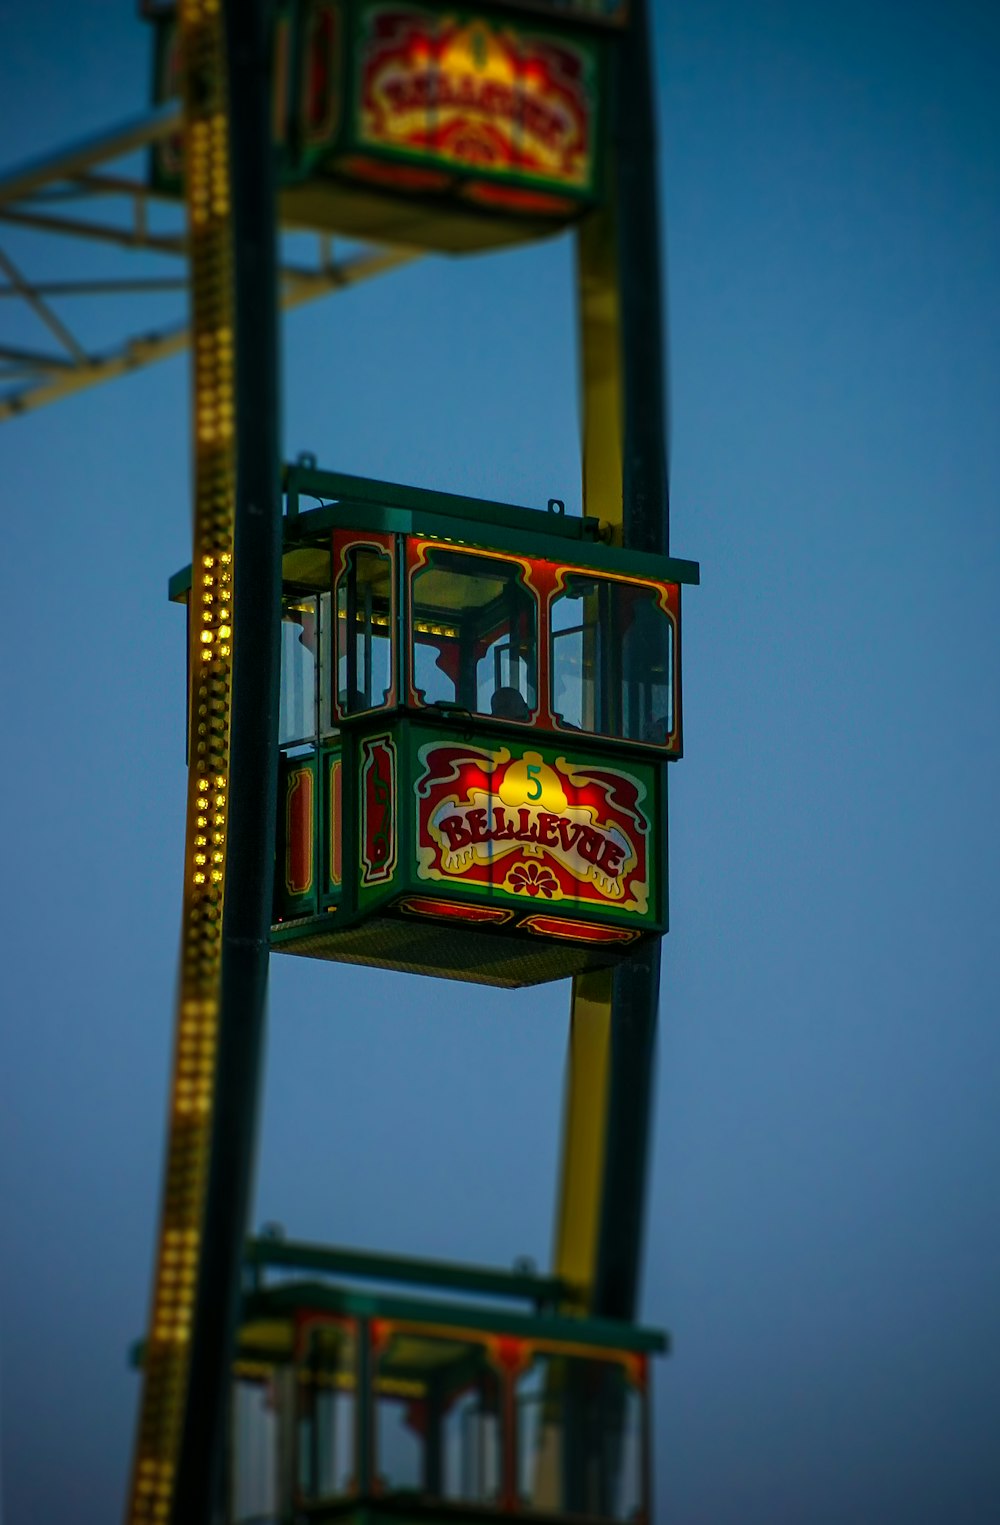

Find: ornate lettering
<box><xmin>414</xmin><ymin>741</ymin><xmax>653</xmax><ymax>917</ymax></box>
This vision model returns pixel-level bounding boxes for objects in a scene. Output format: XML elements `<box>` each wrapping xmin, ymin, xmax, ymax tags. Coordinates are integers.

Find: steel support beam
<box><xmin>0</xmin><ymin>104</ymin><xmax>181</xmax><ymax>207</ymax></box>
<box><xmin>171</xmin><ymin>0</ymin><xmax>282</xmax><ymax>1518</ymax></box>
<box><xmin>0</xmin><ymin>247</ymin><xmax>417</xmax><ymax>423</ymax></box>
<box><xmin>554</xmin><ymin>0</ymin><xmax>670</xmax><ymax>1327</ymax></box>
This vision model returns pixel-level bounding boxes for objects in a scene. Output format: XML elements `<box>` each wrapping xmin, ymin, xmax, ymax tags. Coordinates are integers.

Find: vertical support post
<box><xmin>576</xmin><ymin>202</ymin><xmax>623</xmax><ymax>525</ymax></box>
<box><xmin>552</xmin><ymin>0</ymin><xmax>670</xmax><ymax>1326</ymax></box>
<box><xmin>551</xmin><ymin>968</ymin><xmax>614</xmax><ymax>1307</ymax></box>
<box><xmin>614</xmin><ymin>0</ymin><xmax>670</xmax><ymax>561</ymax></box>
<box><xmin>172</xmin><ymin>0</ymin><xmax>282</xmax><ymax>1520</ymax></box>
<box><xmin>125</xmin><ymin>0</ymin><xmax>242</xmax><ymax>1516</ymax></box>
<box><xmin>594</xmin><ymin>0</ymin><xmax>669</xmax><ymax>1326</ymax></box>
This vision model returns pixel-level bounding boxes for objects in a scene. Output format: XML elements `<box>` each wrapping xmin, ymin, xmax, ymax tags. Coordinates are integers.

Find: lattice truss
<box><xmin>0</xmin><ymin>104</ymin><xmax>419</xmax><ymax>423</ymax></box>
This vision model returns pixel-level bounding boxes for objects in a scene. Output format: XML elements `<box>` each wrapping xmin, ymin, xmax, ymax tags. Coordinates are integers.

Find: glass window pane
<box><xmin>231</xmin><ymin>1378</ymin><xmax>278</xmax><ymax>1523</ymax></box>
<box><xmin>516</xmin><ymin>1354</ymin><xmax>646</xmax><ymax>1521</ymax></box>
<box><xmin>550</xmin><ymin>583</ymin><xmax>596</xmax><ymax>732</ymax></box>
<box><xmin>280</xmin><ymin>593</ymin><xmax>318</xmax><ymax>746</ymax></box>
<box><xmin>551</xmin><ymin>574</ymin><xmax>674</xmax><ymax>744</ymax></box>
<box><xmin>297</xmin><ymin>1322</ymin><xmax>357</xmax><ymax>1502</ymax></box>
<box><xmin>374</xmin><ymin>1329</ymin><xmax>502</xmax><ymax>1505</ymax></box>
<box><xmin>621</xmin><ymin>589</ymin><xmax>674</xmax><ymax>743</ymax></box>
<box><xmin>336</xmin><ymin>545</ymin><xmax>394</xmax><ymax>714</ymax></box>
<box><xmin>413</xmin><ymin>630</ymin><xmax>458</xmax><ymax>708</ymax></box>
<box><xmin>411</xmin><ymin>548</ymin><xmax>536</xmax><ymax>723</ymax></box>
<box><xmin>441</xmin><ymin>1367</ymin><xmax>502</xmax><ymax>1504</ymax></box>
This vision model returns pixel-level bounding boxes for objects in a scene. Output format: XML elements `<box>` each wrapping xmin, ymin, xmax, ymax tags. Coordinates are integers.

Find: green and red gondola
<box><xmin>172</xmin><ymin>463</ymin><xmax>697</xmax><ymax>987</ymax></box>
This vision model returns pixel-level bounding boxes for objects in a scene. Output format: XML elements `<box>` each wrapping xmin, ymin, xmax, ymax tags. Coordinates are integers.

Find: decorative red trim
<box><xmin>518</xmin><ymin>915</ymin><xmax>639</xmax><ymax>945</ymax></box>
<box><xmin>359</xmin><ymin>734</ymin><xmax>397</xmax><ymax>885</ymax></box>
<box><xmin>336</xmin><ymin>152</ymin><xmax>451</xmax><ymax>192</ymax></box>
<box><xmin>397</xmin><ymin>896</ymin><xmax>514</xmax><ymax>926</ymax></box>
<box><xmin>302</xmin><ymin>2</ymin><xmax>340</xmax><ymax>147</ymax></box>
<box><xmin>285</xmin><ymin>767</ymin><xmax>314</xmax><ymax>897</ymax></box>
<box><xmin>460</xmin><ymin>180</ymin><xmax>574</xmax><ymax>216</ymax></box>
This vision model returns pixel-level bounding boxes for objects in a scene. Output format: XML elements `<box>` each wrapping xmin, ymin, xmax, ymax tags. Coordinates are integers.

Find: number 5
<box><xmin>526</xmin><ymin>763</ymin><xmax>542</xmax><ymax>801</ymax></box>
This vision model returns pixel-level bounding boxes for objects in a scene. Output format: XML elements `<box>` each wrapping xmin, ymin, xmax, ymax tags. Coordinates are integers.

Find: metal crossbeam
<box><xmin>0</xmin><ymin>104</ymin><xmax>181</xmax><ymax>206</ymax></box>
<box><xmin>0</xmin><ymin>245</ymin><xmax>89</xmax><ymax>362</ymax></box>
<box><xmin>0</xmin><ymin>107</ymin><xmax>422</xmax><ymax>424</ymax></box>
<box><xmin>0</xmin><ymin>246</ymin><xmax>418</xmax><ymax>422</ymax></box>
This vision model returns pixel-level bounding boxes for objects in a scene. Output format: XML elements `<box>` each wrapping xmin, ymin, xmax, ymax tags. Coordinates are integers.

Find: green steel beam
<box><xmin>244</xmin><ymin>1235</ymin><xmax>569</xmax><ymax>1308</ymax></box>
<box><xmin>167</xmin><ymin>467</ymin><xmax>700</xmax><ymax>599</ymax></box>
<box><xmin>284</xmin><ymin>463</ymin><xmax>602</xmax><ymax>542</ymax></box>
<box><xmin>0</xmin><ymin>104</ymin><xmax>181</xmax><ymax>206</ymax></box>
<box><xmin>244</xmin><ymin>1281</ymin><xmax>669</xmax><ymax>1356</ymax></box>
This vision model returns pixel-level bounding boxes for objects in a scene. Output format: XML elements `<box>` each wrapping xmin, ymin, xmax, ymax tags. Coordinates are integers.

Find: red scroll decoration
<box><xmin>360</xmin><ymin>734</ymin><xmax>398</xmax><ymax>886</ymax></box>
<box><xmin>285</xmin><ymin>766</ymin><xmax>315</xmax><ymax>897</ymax></box>
<box><xmin>415</xmin><ymin>742</ymin><xmax>651</xmax><ymax>916</ymax></box>
<box><xmin>519</xmin><ymin>915</ymin><xmax>639</xmax><ymax>944</ymax></box>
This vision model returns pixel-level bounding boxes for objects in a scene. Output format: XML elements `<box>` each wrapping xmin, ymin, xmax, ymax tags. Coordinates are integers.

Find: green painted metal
<box><xmin>284</xmin><ymin>462</ymin><xmax>603</xmax><ymax>540</ymax></box>
<box><xmin>285</xmin><ymin>463</ymin><xmax>699</xmax><ymax>581</ymax></box>
<box><xmin>169</xmin><ymin>463</ymin><xmax>700</xmax><ymax>600</ymax></box>
<box><xmin>245</xmin><ymin>1235</ymin><xmax>570</xmax><ymax>1307</ymax></box>
<box><xmin>243</xmin><ymin>1279</ymin><xmax>668</xmax><ymax>1355</ymax></box>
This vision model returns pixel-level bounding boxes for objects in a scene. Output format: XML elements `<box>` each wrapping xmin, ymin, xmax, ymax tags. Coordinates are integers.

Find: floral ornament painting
<box><xmin>507</xmin><ymin>861</ymin><xmax>559</xmax><ymax>898</ymax></box>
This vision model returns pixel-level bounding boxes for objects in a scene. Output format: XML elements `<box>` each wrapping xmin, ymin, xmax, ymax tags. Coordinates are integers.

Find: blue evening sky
<box><xmin>1</xmin><ymin>2</ymin><xmax>998</xmax><ymax>1521</ymax></box>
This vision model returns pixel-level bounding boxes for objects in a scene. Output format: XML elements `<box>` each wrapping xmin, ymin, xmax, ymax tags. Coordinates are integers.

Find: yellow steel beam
<box><xmin>576</xmin><ymin>201</ymin><xmax>623</xmax><ymax>537</ymax></box>
<box><xmin>551</xmin><ymin>200</ymin><xmax>624</xmax><ymax>1310</ymax></box>
<box><xmin>0</xmin><ymin>244</ymin><xmax>87</xmax><ymax>362</ymax></box>
<box><xmin>0</xmin><ymin>99</ymin><xmax>422</xmax><ymax>426</ymax></box>
<box><xmin>0</xmin><ymin>204</ymin><xmax>184</xmax><ymax>254</ymax></box>
<box><xmin>0</xmin><ymin>245</ymin><xmax>418</xmax><ymax>424</ymax></box>
<box><xmin>0</xmin><ymin>105</ymin><xmax>181</xmax><ymax>207</ymax></box>
<box><xmin>551</xmin><ymin>968</ymin><xmax>615</xmax><ymax>1306</ymax></box>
